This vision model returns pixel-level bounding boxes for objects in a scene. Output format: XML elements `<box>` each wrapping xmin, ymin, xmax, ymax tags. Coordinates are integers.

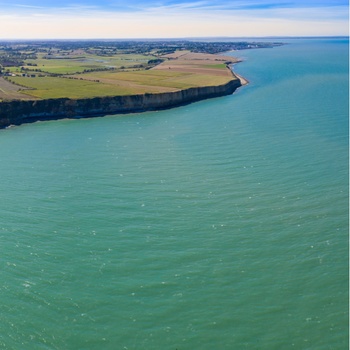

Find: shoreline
<box><xmin>0</xmin><ymin>57</ymin><xmax>248</xmax><ymax>130</ymax></box>
<box><xmin>228</xmin><ymin>62</ymin><xmax>249</xmax><ymax>86</ymax></box>
<box><xmin>0</xmin><ymin>78</ymin><xmax>242</xmax><ymax>129</ymax></box>
<box><xmin>0</xmin><ymin>48</ymin><xmax>250</xmax><ymax>129</ymax></box>
<box><xmin>235</xmin><ymin>72</ymin><xmax>249</xmax><ymax>86</ymax></box>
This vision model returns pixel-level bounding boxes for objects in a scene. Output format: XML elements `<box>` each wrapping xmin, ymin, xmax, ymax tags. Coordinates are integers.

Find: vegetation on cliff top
<box><xmin>0</xmin><ymin>40</ymin><xmax>282</xmax><ymax>101</ymax></box>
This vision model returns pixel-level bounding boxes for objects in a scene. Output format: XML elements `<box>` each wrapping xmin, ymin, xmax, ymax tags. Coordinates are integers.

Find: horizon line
<box><xmin>0</xmin><ymin>35</ymin><xmax>348</xmax><ymax>41</ymax></box>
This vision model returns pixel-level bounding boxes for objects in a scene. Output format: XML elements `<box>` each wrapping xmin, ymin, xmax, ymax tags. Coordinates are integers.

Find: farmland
<box><xmin>0</xmin><ymin>40</ymin><xmax>281</xmax><ymax>101</ymax></box>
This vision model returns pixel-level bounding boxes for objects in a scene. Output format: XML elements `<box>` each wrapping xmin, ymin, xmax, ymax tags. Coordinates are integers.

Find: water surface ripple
<box><xmin>0</xmin><ymin>38</ymin><xmax>348</xmax><ymax>349</ymax></box>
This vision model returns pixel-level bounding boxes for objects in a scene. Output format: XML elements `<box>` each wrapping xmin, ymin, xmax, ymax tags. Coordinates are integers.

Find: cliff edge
<box><xmin>0</xmin><ymin>78</ymin><xmax>241</xmax><ymax>129</ymax></box>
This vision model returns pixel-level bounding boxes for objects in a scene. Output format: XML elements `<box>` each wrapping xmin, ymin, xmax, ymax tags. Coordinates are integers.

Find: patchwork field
<box><xmin>1</xmin><ymin>49</ymin><xmax>239</xmax><ymax>100</ymax></box>
<box><xmin>22</xmin><ymin>53</ymin><xmax>153</xmax><ymax>74</ymax></box>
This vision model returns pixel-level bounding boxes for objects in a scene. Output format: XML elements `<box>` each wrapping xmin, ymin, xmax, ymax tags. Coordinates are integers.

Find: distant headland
<box><xmin>0</xmin><ymin>40</ymin><xmax>283</xmax><ymax>128</ymax></box>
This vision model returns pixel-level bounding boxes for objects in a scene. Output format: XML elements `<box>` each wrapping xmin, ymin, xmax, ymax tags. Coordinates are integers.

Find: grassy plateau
<box><xmin>0</xmin><ymin>43</ymin><xmax>240</xmax><ymax>101</ymax></box>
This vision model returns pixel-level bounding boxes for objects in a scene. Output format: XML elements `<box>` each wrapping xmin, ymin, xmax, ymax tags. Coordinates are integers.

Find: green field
<box><xmin>7</xmin><ymin>66</ymin><xmax>232</xmax><ymax>99</ymax></box>
<box><xmin>9</xmin><ymin>76</ymin><xmax>149</xmax><ymax>99</ymax></box>
<box><xmin>23</xmin><ymin>53</ymin><xmax>155</xmax><ymax>74</ymax></box>
<box><xmin>201</xmin><ymin>63</ymin><xmax>227</xmax><ymax>69</ymax></box>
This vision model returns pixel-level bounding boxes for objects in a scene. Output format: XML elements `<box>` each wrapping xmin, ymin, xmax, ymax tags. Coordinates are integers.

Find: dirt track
<box><xmin>0</xmin><ymin>77</ymin><xmax>36</xmax><ymax>101</ymax></box>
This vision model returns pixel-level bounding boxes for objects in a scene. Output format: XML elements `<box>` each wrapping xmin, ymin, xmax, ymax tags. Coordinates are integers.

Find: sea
<box><xmin>0</xmin><ymin>38</ymin><xmax>348</xmax><ymax>349</ymax></box>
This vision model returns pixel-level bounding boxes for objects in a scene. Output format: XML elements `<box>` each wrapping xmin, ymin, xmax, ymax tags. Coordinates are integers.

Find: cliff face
<box><xmin>0</xmin><ymin>79</ymin><xmax>241</xmax><ymax>129</ymax></box>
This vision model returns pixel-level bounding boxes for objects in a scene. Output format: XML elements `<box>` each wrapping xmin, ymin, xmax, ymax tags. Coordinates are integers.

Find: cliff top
<box><xmin>0</xmin><ymin>40</ymin><xmax>281</xmax><ymax>101</ymax></box>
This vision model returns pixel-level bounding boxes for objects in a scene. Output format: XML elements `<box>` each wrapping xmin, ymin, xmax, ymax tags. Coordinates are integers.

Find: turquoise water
<box><xmin>0</xmin><ymin>38</ymin><xmax>348</xmax><ymax>349</ymax></box>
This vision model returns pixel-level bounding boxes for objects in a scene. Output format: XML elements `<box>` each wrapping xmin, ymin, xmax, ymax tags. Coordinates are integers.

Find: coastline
<box><xmin>228</xmin><ymin>62</ymin><xmax>249</xmax><ymax>86</ymax></box>
<box><xmin>0</xmin><ymin>77</ymin><xmax>242</xmax><ymax>129</ymax></box>
<box><xmin>234</xmin><ymin>72</ymin><xmax>249</xmax><ymax>86</ymax></box>
<box><xmin>0</xmin><ymin>46</ymin><xmax>250</xmax><ymax>129</ymax></box>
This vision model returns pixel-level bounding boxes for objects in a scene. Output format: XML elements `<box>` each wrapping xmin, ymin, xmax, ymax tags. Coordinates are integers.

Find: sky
<box><xmin>0</xmin><ymin>0</ymin><xmax>348</xmax><ymax>39</ymax></box>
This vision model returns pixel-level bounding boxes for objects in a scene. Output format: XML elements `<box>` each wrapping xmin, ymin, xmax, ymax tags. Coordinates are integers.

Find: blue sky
<box><xmin>0</xmin><ymin>0</ymin><xmax>348</xmax><ymax>38</ymax></box>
